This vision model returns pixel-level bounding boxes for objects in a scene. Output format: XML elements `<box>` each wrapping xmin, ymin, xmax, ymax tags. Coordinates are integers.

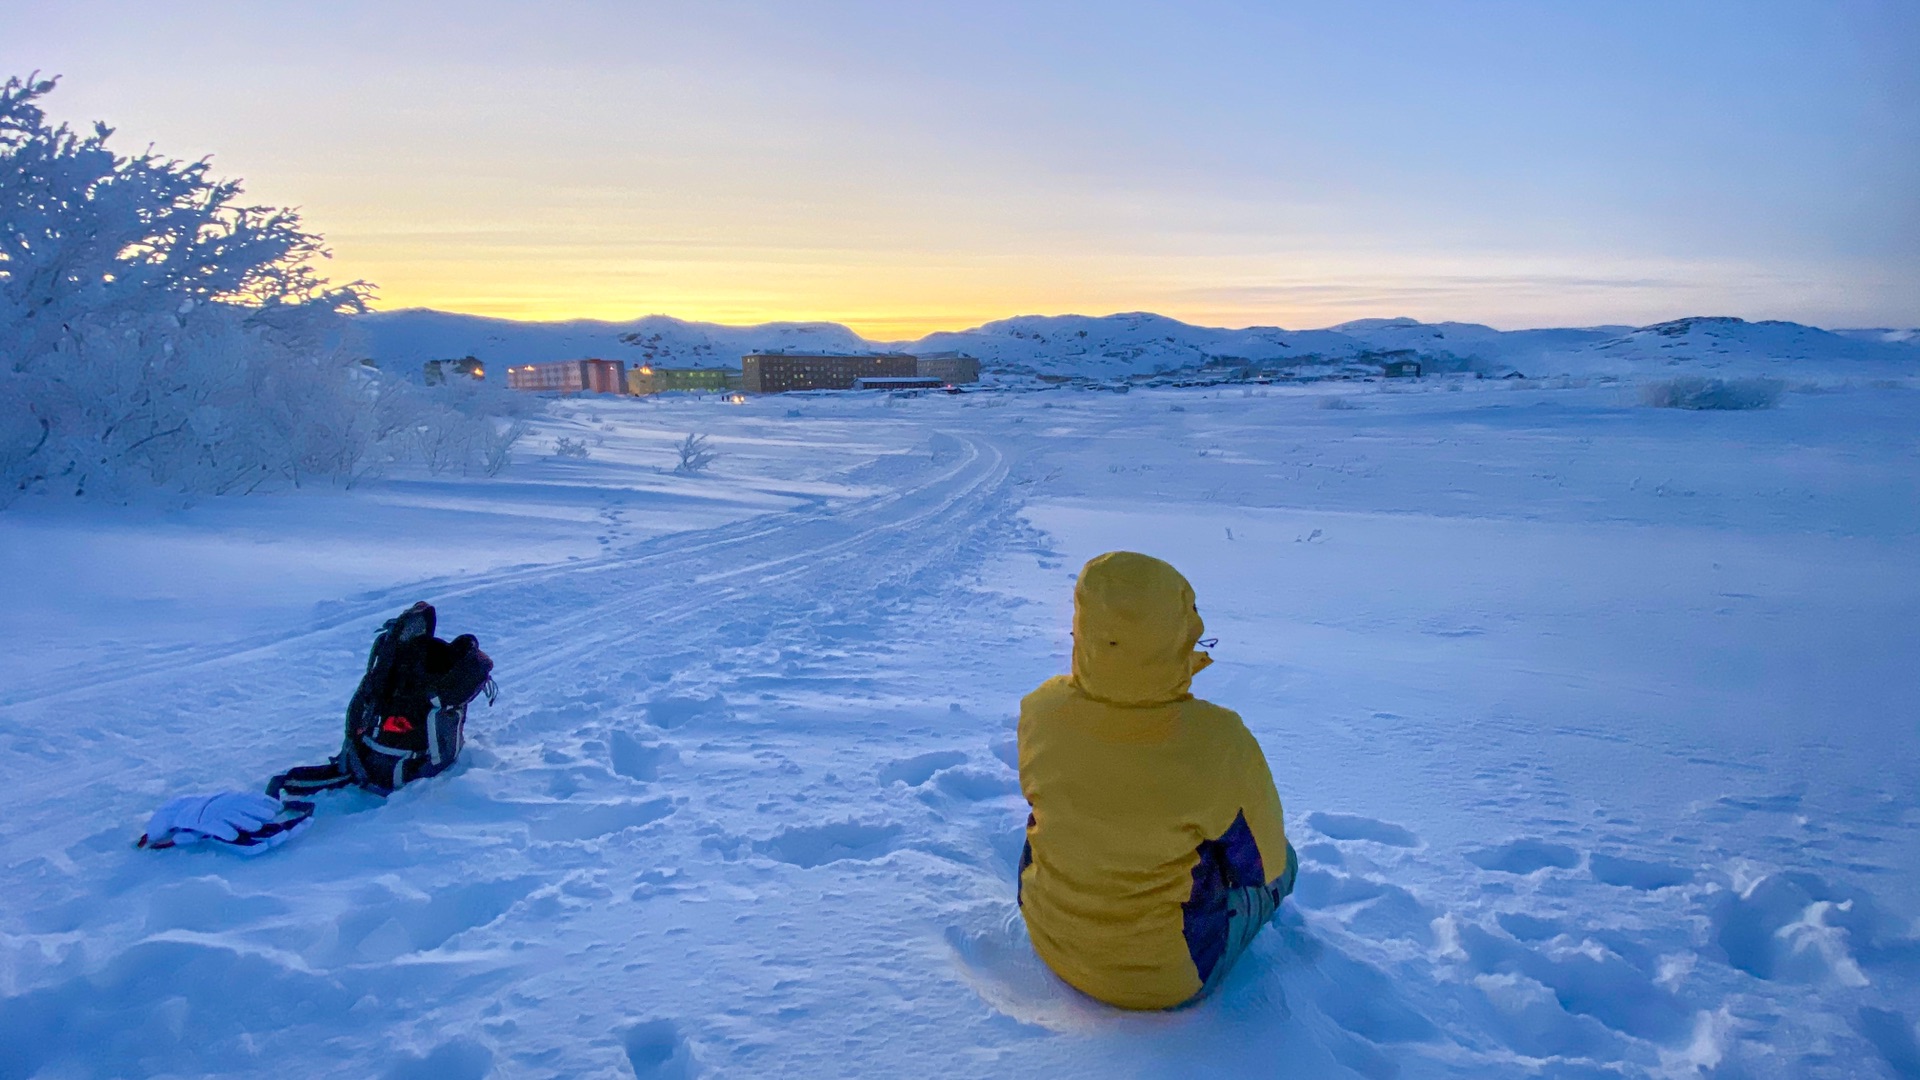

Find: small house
<box><xmin>423</xmin><ymin>356</ymin><xmax>486</xmax><ymax>385</ymax></box>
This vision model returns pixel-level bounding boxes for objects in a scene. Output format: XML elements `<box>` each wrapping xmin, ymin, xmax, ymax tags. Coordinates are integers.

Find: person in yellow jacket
<box><xmin>1017</xmin><ymin>551</ymin><xmax>1295</xmax><ymax>1010</ymax></box>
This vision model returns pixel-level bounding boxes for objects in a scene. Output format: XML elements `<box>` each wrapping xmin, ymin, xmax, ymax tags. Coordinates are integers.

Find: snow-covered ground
<box><xmin>2</xmin><ymin>377</ymin><xmax>1917</xmax><ymax>1078</ymax></box>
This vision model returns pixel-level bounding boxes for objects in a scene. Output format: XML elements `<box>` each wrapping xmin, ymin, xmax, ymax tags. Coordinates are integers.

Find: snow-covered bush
<box><xmin>370</xmin><ymin>379</ymin><xmax>532</xmax><ymax>478</ymax></box>
<box><xmin>0</xmin><ymin>75</ymin><xmax>526</xmax><ymax>501</ymax></box>
<box><xmin>1640</xmin><ymin>376</ymin><xmax>1784</xmax><ymax>411</ymax></box>
<box><xmin>479</xmin><ymin>419</ymin><xmax>530</xmax><ymax>477</ymax></box>
<box><xmin>552</xmin><ymin>436</ymin><xmax>590</xmax><ymax>459</ymax></box>
<box><xmin>674</xmin><ymin>433</ymin><xmax>718</xmax><ymax>474</ymax></box>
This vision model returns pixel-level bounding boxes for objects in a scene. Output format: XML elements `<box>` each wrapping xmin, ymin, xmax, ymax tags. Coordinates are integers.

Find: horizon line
<box><xmin>358</xmin><ymin>305</ymin><xmax>1903</xmax><ymax>340</ymax></box>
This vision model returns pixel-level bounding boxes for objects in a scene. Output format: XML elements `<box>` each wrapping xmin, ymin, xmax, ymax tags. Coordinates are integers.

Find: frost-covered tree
<box><xmin>0</xmin><ymin>73</ymin><xmax>382</xmax><ymax>501</ymax></box>
<box><xmin>674</xmin><ymin>433</ymin><xmax>718</xmax><ymax>473</ymax></box>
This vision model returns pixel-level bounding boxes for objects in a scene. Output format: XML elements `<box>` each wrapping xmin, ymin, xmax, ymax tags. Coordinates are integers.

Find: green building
<box><xmin>627</xmin><ymin>366</ymin><xmax>738</xmax><ymax>395</ymax></box>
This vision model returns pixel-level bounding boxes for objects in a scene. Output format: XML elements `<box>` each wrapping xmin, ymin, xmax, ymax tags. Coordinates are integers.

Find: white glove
<box><xmin>138</xmin><ymin>791</ymin><xmax>313</xmax><ymax>852</ymax></box>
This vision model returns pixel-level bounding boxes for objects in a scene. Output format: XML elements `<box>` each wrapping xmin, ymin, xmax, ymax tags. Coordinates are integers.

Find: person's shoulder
<box><xmin>1182</xmin><ymin>695</ymin><xmax>1246</xmax><ymax>726</ymax></box>
<box><xmin>1182</xmin><ymin>697</ymin><xmax>1259</xmax><ymax>745</ymax></box>
<box><xmin>1021</xmin><ymin>675</ymin><xmax>1077</xmax><ymax>712</ymax></box>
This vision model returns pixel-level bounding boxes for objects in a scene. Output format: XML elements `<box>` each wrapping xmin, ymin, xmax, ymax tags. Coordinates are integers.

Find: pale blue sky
<box><xmin>5</xmin><ymin>1</ymin><xmax>1915</xmax><ymax>333</ymax></box>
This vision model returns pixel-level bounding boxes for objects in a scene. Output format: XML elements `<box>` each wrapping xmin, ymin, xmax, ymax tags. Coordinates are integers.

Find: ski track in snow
<box><xmin>1</xmin><ymin>381</ymin><xmax>1917</xmax><ymax>1078</ymax></box>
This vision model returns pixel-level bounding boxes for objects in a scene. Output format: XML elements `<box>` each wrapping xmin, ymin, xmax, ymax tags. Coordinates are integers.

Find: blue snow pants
<box><xmin>1188</xmin><ymin>839</ymin><xmax>1298</xmax><ymax>1003</ymax></box>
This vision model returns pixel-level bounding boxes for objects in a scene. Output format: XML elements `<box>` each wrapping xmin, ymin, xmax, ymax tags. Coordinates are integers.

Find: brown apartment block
<box><xmin>506</xmin><ymin>358</ymin><xmax>627</xmax><ymax>394</ymax></box>
<box><xmin>741</xmin><ymin>353</ymin><xmax>917</xmax><ymax>393</ymax></box>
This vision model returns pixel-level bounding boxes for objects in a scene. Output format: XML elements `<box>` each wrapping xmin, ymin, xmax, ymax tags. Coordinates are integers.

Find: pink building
<box><xmin>506</xmin><ymin>358</ymin><xmax>627</xmax><ymax>394</ymax></box>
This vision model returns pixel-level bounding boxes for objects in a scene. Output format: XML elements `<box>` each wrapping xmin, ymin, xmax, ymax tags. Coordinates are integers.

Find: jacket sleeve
<box><xmin>1224</xmin><ymin>720</ymin><xmax>1289</xmax><ymax>888</ymax></box>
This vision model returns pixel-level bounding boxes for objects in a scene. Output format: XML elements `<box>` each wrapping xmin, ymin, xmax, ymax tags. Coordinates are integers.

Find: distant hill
<box><xmin>353</xmin><ymin>309</ymin><xmax>1918</xmax><ymax>383</ymax></box>
<box><xmin>902</xmin><ymin>312</ymin><xmax>1365</xmax><ymax>378</ymax></box>
<box><xmin>1834</xmin><ymin>327</ymin><xmax>1920</xmax><ymax>346</ymax></box>
<box><xmin>352</xmin><ymin>310</ymin><xmax>872</xmax><ymax>377</ymax></box>
<box><xmin>1562</xmin><ymin>317</ymin><xmax>1920</xmax><ymax>380</ymax></box>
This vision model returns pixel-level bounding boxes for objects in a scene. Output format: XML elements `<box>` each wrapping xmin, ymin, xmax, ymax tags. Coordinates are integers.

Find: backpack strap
<box><xmin>266</xmin><ymin>757</ymin><xmax>355</xmax><ymax>800</ymax></box>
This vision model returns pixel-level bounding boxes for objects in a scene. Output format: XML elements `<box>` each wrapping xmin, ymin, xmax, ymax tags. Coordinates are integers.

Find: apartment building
<box><xmin>506</xmin><ymin>358</ymin><xmax>627</xmax><ymax>394</ymax></box>
<box><xmin>627</xmin><ymin>366</ymin><xmax>738</xmax><ymax>395</ymax></box>
<box><xmin>912</xmin><ymin>352</ymin><xmax>981</xmax><ymax>384</ymax></box>
<box><xmin>740</xmin><ymin>353</ymin><xmax>916</xmax><ymax>393</ymax></box>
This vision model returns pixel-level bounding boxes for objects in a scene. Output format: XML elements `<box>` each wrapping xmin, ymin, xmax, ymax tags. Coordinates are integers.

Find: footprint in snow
<box><xmin>1451</xmin><ymin>918</ymin><xmax>1690</xmax><ymax>1047</ymax></box>
<box><xmin>755</xmin><ymin>821</ymin><xmax>902</xmax><ymax>868</ymax></box>
<box><xmin>881</xmin><ymin>750</ymin><xmax>1020</xmax><ymax>801</ymax></box>
<box><xmin>878</xmin><ymin>750</ymin><xmax>968</xmax><ymax>787</ymax></box>
<box><xmin>930</xmin><ymin>766</ymin><xmax>1020</xmax><ymax>802</ymax></box>
<box><xmin>1858</xmin><ymin>1008</ymin><xmax>1920</xmax><ymax>1077</ymax></box>
<box><xmin>623</xmin><ymin>1019</ymin><xmax>698</xmax><ymax>1079</ymax></box>
<box><xmin>609</xmin><ymin>729</ymin><xmax>677</xmax><ymax>782</ymax></box>
<box><xmin>1491</xmin><ymin>911</ymin><xmax>1571</xmax><ymax>942</ymax></box>
<box><xmin>1290</xmin><ymin>867</ymin><xmax>1439</xmax><ymax>947</ymax></box>
<box><xmin>1709</xmin><ymin>869</ymin><xmax>1898</xmax><ymax>987</ymax></box>
<box><xmin>1465</xmin><ymin>839</ymin><xmax>1581</xmax><ymax>875</ymax></box>
<box><xmin>383</xmin><ymin>1038</ymin><xmax>492</xmax><ymax>1080</ymax></box>
<box><xmin>1304</xmin><ymin>811</ymin><xmax>1420</xmax><ymax>848</ymax></box>
<box><xmin>1588</xmin><ymin>853</ymin><xmax>1693</xmax><ymax>891</ymax></box>
<box><xmin>1296</xmin><ymin>842</ymin><xmax>1345</xmax><ymax>867</ymax></box>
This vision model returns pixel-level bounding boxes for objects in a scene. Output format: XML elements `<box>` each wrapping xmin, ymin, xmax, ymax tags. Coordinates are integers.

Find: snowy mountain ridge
<box><xmin>354</xmin><ymin>309</ymin><xmax>874</xmax><ymax>375</ymax></box>
<box><xmin>356</xmin><ymin>308</ymin><xmax>1919</xmax><ymax>382</ymax></box>
<box><xmin>1597</xmin><ymin>316</ymin><xmax>1915</xmax><ymax>370</ymax></box>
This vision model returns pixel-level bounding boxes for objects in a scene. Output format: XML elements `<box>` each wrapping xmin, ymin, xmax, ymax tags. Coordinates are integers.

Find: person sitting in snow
<box><xmin>1017</xmin><ymin>551</ymin><xmax>1295</xmax><ymax>1009</ymax></box>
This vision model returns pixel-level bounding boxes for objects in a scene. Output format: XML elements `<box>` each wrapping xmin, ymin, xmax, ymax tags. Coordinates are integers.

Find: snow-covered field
<box><xmin>2</xmin><ymin>377</ymin><xmax>1917</xmax><ymax>1078</ymax></box>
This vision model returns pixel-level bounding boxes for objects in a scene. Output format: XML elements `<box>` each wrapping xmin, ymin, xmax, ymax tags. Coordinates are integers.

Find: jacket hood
<box><xmin>1070</xmin><ymin>551</ymin><xmax>1212</xmax><ymax>707</ymax></box>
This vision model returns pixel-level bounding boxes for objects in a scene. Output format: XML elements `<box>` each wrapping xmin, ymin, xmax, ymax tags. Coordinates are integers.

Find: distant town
<box><xmin>420</xmin><ymin>347</ymin><xmax>1440</xmax><ymax>397</ymax></box>
<box><xmin>434</xmin><ymin>352</ymin><xmax>985</xmax><ymax>397</ymax></box>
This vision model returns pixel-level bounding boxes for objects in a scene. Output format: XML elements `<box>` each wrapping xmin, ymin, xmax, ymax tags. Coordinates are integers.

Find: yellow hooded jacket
<box><xmin>1017</xmin><ymin>551</ymin><xmax>1288</xmax><ymax>1010</ymax></box>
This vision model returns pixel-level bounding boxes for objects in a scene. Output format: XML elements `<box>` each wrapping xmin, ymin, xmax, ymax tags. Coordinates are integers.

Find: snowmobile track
<box><xmin>0</xmin><ymin>431</ymin><xmax>1011</xmax><ymax>711</ymax></box>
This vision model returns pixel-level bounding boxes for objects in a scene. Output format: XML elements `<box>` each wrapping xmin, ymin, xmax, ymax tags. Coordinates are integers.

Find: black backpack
<box><xmin>269</xmin><ymin>601</ymin><xmax>495</xmax><ymax>802</ymax></box>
